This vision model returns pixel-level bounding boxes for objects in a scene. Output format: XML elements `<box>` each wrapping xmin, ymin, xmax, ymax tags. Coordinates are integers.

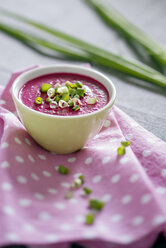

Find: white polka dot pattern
<box><xmin>161</xmin><ymin>169</ymin><xmax>166</xmax><ymax>177</ymax></box>
<box><xmin>85</xmin><ymin>157</ymin><xmax>93</xmax><ymax>164</ymax></box>
<box><xmin>92</xmin><ymin>175</ymin><xmax>102</xmax><ymax>183</ymax></box>
<box><xmin>17</xmin><ymin>176</ymin><xmax>27</xmax><ymax>184</ymax></box>
<box><xmin>1</xmin><ymin>161</ymin><xmax>10</xmax><ymax>168</ymax></box>
<box><xmin>68</xmin><ymin>157</ymin><xmax>76</xmax><ymax>163</ymax></box>
<box><xmin>2</xmin><ymin>182</ymin><xmax>12</xmax><ymax>191</ymax></box>
<box><xmin>110</xmin><ymin>214</ymin><xmax>123</xmax><ymax>223</ymax></box>
<box><xmin>3</xmin><ymin>206</ymin><xmax>15</xmax><ymax>216</ymax></box>
<box><xmin>132</xmin><ymin>216</ymin><xmax>144</xmax><ymax>226</ymax></box>
<box><xmin>102</xmin><ymin>156</ymin><xmax>111</xmax><ymax>164</ymax></box>
<box><xmin>15</xmin><ymin>156</ymin><xmax>24</xmax><ymax>163</ymax></box>
<box><xmin>111</xmin><ymin>174</ymin><xmax>120</xmax><ymax>183</ymax></box>
<box><xmin>1</xmin><ymin>142</ymin><xmax>9</xmax><ymax>149</ymax></box>
<box><xmin>121</xmin><ymin>195</ymin><xmax>132</xmax><ymax>204</ymax></box>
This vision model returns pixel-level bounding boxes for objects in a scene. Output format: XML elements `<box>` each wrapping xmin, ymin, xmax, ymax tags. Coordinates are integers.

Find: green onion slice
<box><xmin>77</xmin><ymin>88</ymin><xmax>86</xmax><ymax>97</ymax></box>
<box><xmin>85</xmin><ymin>213</ymin><xmax>95</xmax><ymax>225</ymax></box>
<box><xmin>57</xmin><ymin>86</ymin><xmax>68</xmax><ymax>94</ymax></box>
<box><xmin>89</xmin><ymin>198</ymin><xmax>105</xmax><ymax>211</ymax></box>
<box><xmin>58</xmin><ymin>165</ymin><xmax>69</xmax><ymax>175</ymax></box>
<box><xmin>72</xmin><ymin>178</ymin><xmax>82</xmax><ymax>188</ymax></box>
<box><xmin>78</xmin><ymin>175</ymin><xmax>85</xmax><ymax>184</ymax></box>
<box><xmin>74</xmin><ymin>81</ymin><xmax>83</xmax><ymax>88</ymax></box>
<box><xmin>61</xmin><ymin>93</ymin><xmax>69</xmax><ymax>102</ymax></box>
<box><xmin>83</xmin><ymin>187</ymin><xmax>92</xmax><ymax>195</ymax></box>
<box><xmin>35</xmin><ymin>96</ymin><xmax>43</xmax><ymax>105</ymax></box>
<box><xmin>65</xmin><ymin>81</ymin><xmax>74</xmax><ymax>88</ymax></box>
<box><xmin>47</xmin><ymin>88</ymin><xmax>55</xmax><ymax>97</ymax></box>
<box><xmin>54</xmin><ymin>94</ymin><xmax>61</xmax><ymax>103</ymax></box>
<box><xmin>121</xmin><ymin>140</ymin><xmax>130</xmax><ymax>146</ymax></box>
<box><xmin>117</xmin><ymin>146</ymin><xmax>126</xmax><ymax>156</ymax></box>
<box><xmin>69</xmin><ymin>88</ymin><xmax>77</xmax><ymax>97</ymax></box>
<box><xmin>41</xmin><ymin>83</ymin><xmax>52</xmax><ymax>92</ymax></box>
<box><xmin>72</xmin><ymin>105</ymin><xmax>80</xmax><ymax>111</ymax></box>
<box><xmin>54</xmin><ymin>83</ymin><xmax>61</xmax><ymax>89</ymax></box>
<box><xmin>50</xmin><ymin>101</ymin><xmax>57</xmax><ymax>109</ymax></box>
<box><xmin>86</xmin><ymin>97</ymin><xmax>97</xmax><ymax>105</ymax></box>
<box><xmin>59</xmin><ymin>100</ymin><xmax>68</xmax><ymax>108</ymax></box>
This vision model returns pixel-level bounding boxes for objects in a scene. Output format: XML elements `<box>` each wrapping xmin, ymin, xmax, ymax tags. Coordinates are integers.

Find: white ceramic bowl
<box><xmin>12</xmin><ymin>64</ymin><xmax>116</xmax><ymax>154</ymax></box>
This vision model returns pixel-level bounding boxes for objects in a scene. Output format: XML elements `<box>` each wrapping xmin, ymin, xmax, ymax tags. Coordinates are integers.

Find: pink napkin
<box><xmin>0</xmin><ymin>66</ymin><xmax>166</xmax><ymax>248</ymax></box>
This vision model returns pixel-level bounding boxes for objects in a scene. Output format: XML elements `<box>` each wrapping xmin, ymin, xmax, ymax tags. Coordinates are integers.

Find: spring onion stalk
<box><xmin>1</xmin><ymin>11</ymin><xmax>166</xmax><ymax>87</ymax></box>
<box><xmin>0</xmin><ymin>23</ymin><xmax>91</xmax><ymax>62</ymax></box>
<box><xmin>85</xmin><ymin>0</ymin><xmax>166</xmax><ymax>67</ymax></box>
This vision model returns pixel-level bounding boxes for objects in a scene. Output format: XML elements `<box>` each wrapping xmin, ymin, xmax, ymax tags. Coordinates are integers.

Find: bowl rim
<box><xmin>12</xmin><ymin>64</ymin><xmax>116</xmax><ymax>119</ymax></box>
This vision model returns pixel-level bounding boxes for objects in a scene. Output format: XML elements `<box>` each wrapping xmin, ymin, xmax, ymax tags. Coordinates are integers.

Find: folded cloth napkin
<box><xmin>0</xmin><ymin>66</ymin><xmax>166</xmax><ymax>248</ymax></box>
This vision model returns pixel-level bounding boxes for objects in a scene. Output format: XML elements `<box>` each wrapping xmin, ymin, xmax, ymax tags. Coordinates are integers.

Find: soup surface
<box><xmin>19</xmin><ymin>73</ymin><xmax>109</xmax><ymax>116</ymax></box>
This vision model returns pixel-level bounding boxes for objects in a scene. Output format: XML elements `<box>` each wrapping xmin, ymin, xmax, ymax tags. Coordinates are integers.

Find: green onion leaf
<box><xmin>86</xmin><ymin>0</ymin><xmax>166</xmax><ymax>67</ymax></box>
<box><xmin>83</xmin><ymin>187</ymin><xmax>92</xmax><ymax>195</ymax></box>
<box><xmin>89</xmin><ymin>199</ymin><xmax>105</xmax><ymax>211</ymax></box>
<box><xmin>121</xmin><ymin>140</ymin><xmax>130</xmax><ymax>147</ymax></box>
<box><xmin>72</xmin><ymin>105</ymin><xmax>80</xmax><ymax>111</ymax></box>
<box><xmin>40</xmin><ymin>83</ymin><xmax>52</xmax><ymax>92</ymax></box>
<box><xmin>85</xmin><ymin>213</ymin><xmax>95</xmax><ymax>225</ymax></box>
<box><xmin>35</xmin><ymin>96</ymin><xmax>42</xmax><ymax>105</ymax></box>
<box><xmin>58</xmin><ymin>165</ymin><xmax>69</xmax><ymax>175</ymax></box>
<box><xmin>117</xmin><ymin>146</ymin><xmax>126</xmax><ymax>156</ymax></box>
<box><xmin>1</xmin><ymin>11</ymin><xmax>166</xmax><ymax>87</ymax></box>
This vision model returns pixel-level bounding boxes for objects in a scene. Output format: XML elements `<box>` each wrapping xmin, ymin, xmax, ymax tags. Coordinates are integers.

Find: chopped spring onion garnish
<box><xmin>72</xmin><ymin>105</ymin><xmax>80</xmax><ymax>111</ymax></box>
<box><xmin>54</xmin><ymin>83</ymin><xmax>61</xmax><ymax>89</ymax></box>
<box><xmin>68</xmin><ymin>98</ymin><xmax>81</xmax><ymax>107</ymax></box>
<box><xmin>65</xmin><ymin>190</ymin><xmax>73</xmax><ymax>199</ymax></box>
<box><xmin>117</xmin><ymin>146</ymin><xmax>126</xmax><ymax>156</ymax></box>
<box><xmin>61</xmin><ymin>93</ymin><xmax>69</xmax><ymax>102</ymax></box>
<box><xmin>74</xmin><ymin>94</ymin><xmax>80</xmax><ymax>99</ymax></box>
<box><xmin>35</xmin><ymin>96</ymin><xmax>43</xmax><ymax>105</ymax></box>
<box><xmin>121</xmin><ymin>140</ymin><xmax>130</xmax><ymax>146</ymax></box>
<box><xmin>58</xmin><ymin>165</ymin><xmax>69</xmax><ymax>175</ymax></box>
<box><xmin>86</xmin><ymin>97</ymin><xmax>97</xmax><ymax>105</ymax></box>
<box><xmin>78</xmin><ymin>175</ymin><xmax>85</xmax><ymax>184</ymax></box>
<box><xmin>50</xmin><ymin>101</ymin><xmax>58</xmax><ymax>109</ymax></box>
<box><xmin>41</xmin><ymin>83</ymin><xmax>52</xmax><ymax>92</ymax></box>
<box><xmin>72</xmin><ymin>178</ymin><xmax>82</xmax><ymax>188</ymax></box>
<box><xmin>65</xmin><ymin>81</ymin><xmax>74</xmax><ymax>88</ymax></box>
<box><xmin>54</xmin><ymin>94</ymin><xmax>61</xmax><ymax>103</ymax></box>
<box><xmin>59</xmin><ymin>100</ymin><xmax>69</xmax><ymax>108</ymax></box>
<box><xmin>77</xmin><ymin>88</ymin><xmax>86</xmax><ymax>97</ymax></box>
<box><xmin>57</xmin><ymin>86</ymin><xmax>68</xmax><ymax>94</ymax></box>
<box><xmin>69</xmin><ymin>88</ymin><xmax>77</xmax><ymax>97</ymax></box>
<box><xmin>47</xmin><ymin>88</ymin><xmax>55</xmax><ymax>97</ymax></box>
<box><xmin>83</xmin><ymin>187</ymin><xmax>92</xmax><ymax>195</ymax></box>
<box><xmin>89</xmin><ymin>199</ymin><xmax>105</xmax><ymax>211</ymax></box>
<box><xmin>85</xmin><ymin>213</ymin><xmax>95</xmax><ymax>225</ymax></box>
<box><xmin>75</xmin><ymin>81</ymin><xmax>83</xmax><ymax>88</ymax></box>
<box><xmin>46</xmin><ymin>97</ymin><xmax>52</xmax><ymax>103</ymax></box>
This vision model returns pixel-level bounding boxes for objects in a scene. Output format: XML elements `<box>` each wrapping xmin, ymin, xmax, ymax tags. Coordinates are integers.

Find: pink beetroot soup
<box><xmin>19</xmin><ymin>73</ymin><xmax>109</xmax><ymax>116</ymax></box>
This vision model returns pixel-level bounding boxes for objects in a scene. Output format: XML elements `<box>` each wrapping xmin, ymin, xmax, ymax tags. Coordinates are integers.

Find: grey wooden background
<box><xmin>0</xmin><ymin>0</ymin><xmax>166</xmax><ymax>141</ymax></box>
